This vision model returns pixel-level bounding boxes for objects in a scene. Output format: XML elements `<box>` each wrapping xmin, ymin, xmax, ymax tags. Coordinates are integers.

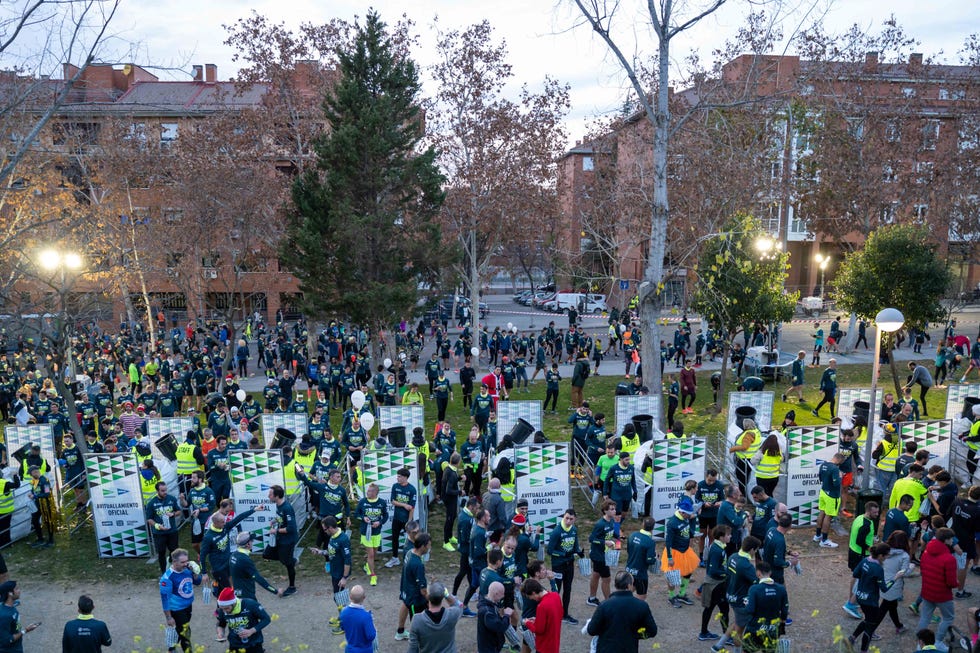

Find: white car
<box><xmin>583</xmin><ymin>294</ymin><xmax>608</xmax><ymax>313</ymax></box>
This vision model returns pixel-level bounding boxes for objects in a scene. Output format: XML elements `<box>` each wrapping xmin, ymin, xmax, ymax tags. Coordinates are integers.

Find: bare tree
<box><xmin>429</xmin><ymin>20</ymin><xmax>568</xmax><ymax>353</ymax></box>
<box><xmin>0</xmin><ymin>0</ymin><xmax>120</xmax><ymax>186</ymax></box>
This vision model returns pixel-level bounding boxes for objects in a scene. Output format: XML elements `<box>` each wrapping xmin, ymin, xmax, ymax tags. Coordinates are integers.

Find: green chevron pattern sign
<box><xmin>85</xmin><ymin>453</ymin><xmax>150</xmax><ymax>558</ymax></box>
<box><xmin>362</xmin><ymin>448</ymin><xmax>423</xmax><ymax>553</ymax></box>
<box><xmin>898</xmin><ymin>420</ymin><xmax>952</xmax><ymax>470</ymax></box>
<box><xmin>786</xmin><ymin>425</ymin><xmax>840</xmax><ymax>526</ymax></box>
<box><xmin>515</xmin><ymin>443</ymin><xmax>570</xmax><ymax>533</ymax></box>
<box><xmin>650</xmin><ymin>438</ymin><xmax>706</xmax><ymax>538</ymax></box>
<box><xmin>229</xmin><ymin>450</ymin><xmax>284</xmax><ymax>551</ymax></box>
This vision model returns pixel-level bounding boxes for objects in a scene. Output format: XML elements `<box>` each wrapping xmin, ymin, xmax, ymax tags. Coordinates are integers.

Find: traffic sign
<box><xmin>619</xmin><ymin>279</ymin><xmax>629</xmax><ymax>290</ymax></box>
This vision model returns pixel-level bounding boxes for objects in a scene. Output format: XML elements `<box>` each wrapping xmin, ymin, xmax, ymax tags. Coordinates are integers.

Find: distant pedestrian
<box><xmin>811</xmin><ymin>359</ymin><xmax>838</xmax><ymax>419</ymax></box>
<box><xmin>62</xmin><ymin>594</ymin><xmax>112</xmax><ymax>653</ymax></box>
<box><xmin>520</xmin><ymin>578</ymin><xmax>562</xmax><ymax>653</ymax></box>
<box><xmin>904</xmin><ymin>362</ymin><xmax>934</xmax><ymax>417</ymax></box>
<box><xmin>215</xmin><ymin>586</ymin><xmax>272</xmax><ymax>653</ymax></box>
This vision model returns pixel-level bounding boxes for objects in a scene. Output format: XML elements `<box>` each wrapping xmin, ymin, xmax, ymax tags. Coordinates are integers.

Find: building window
<box><xmin>913</xmin><ymin>204</ymin><xmax>929</xmax><ymax>221</ymax></box>
<box><xmin>922</xmin><ymin>120</ymin><xmax>939</xmax><ymax>151</ymax></box>
<box><xmin>846</xmin><ymin>117</ymin><xmax>865</xmax><ymax>141</ymax></box>
<box><xmin>582</xmin><ymin>156</ymin><xmax>594</xmax><ymax>171</ymax></box>
<box><xmin>126</xmin><ymin>123</ymin><xmax>147</xmax><ymax>144</ymax></box>
<box><xmin>162</xmin><ymin>208</ymin><xmax>184</xmax><ymax>223</ymax></box>
<box><xmin>902</xmin><ymin>87</ymin><xmax>916</xmax><ymax>98</ymax></box>
<box><xmin>939</xmin><ymin>88</ymin><xmax>966</xmax><ymax>101</ymax></box>
<box><xmin>165</xmin><ymin>252</ymin><xmax>183</xmax><ymax>269</ymax></box>
<box><xmin>160</xmin><ymin>123</ymin><xmax>178</xmax><ymax>147</ymax></box>
<box><xmin>880</xmin><ymin>202</ymin><xmax>898</xmax><ymax>224</ymax></box>
<box><xmin>795</xmin><ymin>131</ymin><xmax>812</xmax><ymax>154</ymax></box>
<box><xmin>769</xmin><ymin>161</ymin><xmax>782</xmax><ymax>180</ymax></box>
<box><xmin>915</xmin><ymin>161</ymin><xmax>934</xmax><ymax>183</ymax></box>
<box><xmin>882</xmin><ymin>165</ymin><xmax>897</xmax><ymax>184</ymax></box>
<box><xmin>885</xmin><ymin>121</ymin><xmax>901</xmax><ymax>143</ymax></box>
<box><xmin>959</xmin><ymin>118</ymin><xmax>979</xmax><ymax>151</ymax></box>
<box><xmin>760</xmin><ymin>203</ymin><xmax>781</xmax><ymax>235</ymax></box>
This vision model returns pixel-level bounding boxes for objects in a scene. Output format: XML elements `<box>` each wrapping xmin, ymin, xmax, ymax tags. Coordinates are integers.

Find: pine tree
<box><xmin>284</xmin><ymin>11</ymin><xmax>444</xmax><ymax>354</ymax></box>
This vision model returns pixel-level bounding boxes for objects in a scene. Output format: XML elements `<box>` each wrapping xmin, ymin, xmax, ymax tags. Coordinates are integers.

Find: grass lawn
<box><xmin>5</xmin><ymin>358</ymin><xmax>947</xmax><ymax>585</ymax></box>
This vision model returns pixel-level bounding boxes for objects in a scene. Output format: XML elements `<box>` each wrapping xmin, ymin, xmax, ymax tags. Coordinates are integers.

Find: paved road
<box><xmin>236</xmin><ymin>295</ymin><xmax>980</xmax><ymax>394</ymax></box>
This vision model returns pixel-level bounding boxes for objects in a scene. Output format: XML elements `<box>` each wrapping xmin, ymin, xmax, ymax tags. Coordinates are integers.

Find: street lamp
<box><xmin>815</xmin><ymin>252</ymin><xmax>830</xmax><ymax>298</ymax></box>
<box><xmin>861</xmin><ymin>307</ymin><xmax>905</xmax><ymax>490</ymax></box>
<box><xmin>37</xmin><ymin>247</ymin><xmax>83</xmax><ymax>385</ymax></box>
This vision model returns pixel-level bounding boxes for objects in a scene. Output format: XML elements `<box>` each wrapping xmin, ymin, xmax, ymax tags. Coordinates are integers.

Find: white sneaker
<box><xmin>384</xmin><ymin>557</ymin><xmax>401</xmax><ymax>568</ymax></box>
<box><xmin>819</xmin><ymin>540</ymin><xmax>839</xmax><ymax>548</ymax></box>
<box><xmin>812</xmin><ymin>535</ymin><xmax>821</xmax><ymax>543</ymax></box>
<box><xmin>394</xmin><ymin>631</ymin><xmax>410</xmax><ymax>641</ymax></box>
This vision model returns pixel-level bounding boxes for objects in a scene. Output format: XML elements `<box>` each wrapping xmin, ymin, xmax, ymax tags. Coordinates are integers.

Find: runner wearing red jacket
<box><xmin>521</xmin><ymin>579</ymin><xmax>562</xmax><ymax>653</ymax></box>
<box><xmin>917</xmin><ymin>528</ymin><xmax>959</xmax><ymax>643</ymax></box>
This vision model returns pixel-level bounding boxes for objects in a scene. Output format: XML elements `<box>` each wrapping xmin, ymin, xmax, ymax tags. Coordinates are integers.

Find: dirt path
<box><xmin>13</xmin><ymin>527</ymin><xmax>971</xmax><ymax>652</ymax></box>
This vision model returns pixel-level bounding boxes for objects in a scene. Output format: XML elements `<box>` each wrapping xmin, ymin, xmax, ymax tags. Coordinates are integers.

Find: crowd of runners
<box><xmin>0</xmin><ymin>312</ymin><xmax>979</xmax><ymax>652</ymax></box>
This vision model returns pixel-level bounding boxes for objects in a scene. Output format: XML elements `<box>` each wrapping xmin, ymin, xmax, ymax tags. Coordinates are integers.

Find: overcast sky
<box><xmin>38</xmin><ymin>0</ymin><xmax>980</xmax><ymax>143</ymax></box>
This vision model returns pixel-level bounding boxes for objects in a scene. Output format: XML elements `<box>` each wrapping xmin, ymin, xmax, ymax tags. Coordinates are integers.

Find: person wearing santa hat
<box><xmin>215</xmin><ymin>587</ymin><xmax>271</xmax><ymax>653</ymax></box>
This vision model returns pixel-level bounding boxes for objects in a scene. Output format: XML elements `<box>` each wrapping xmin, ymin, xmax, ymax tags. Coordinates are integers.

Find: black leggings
<box><xmin>544</xmin><ymin>389</ymin><xmax>559</xmax><ymax>411</ymax></box>
<box><xmin>444</xmin><ymin>497</ymin><xmax>458</xmax><ymax>543</ymax></box>
<box><xmin>879</xmin><ymin>598</ymin><xmax>902</xmax><ymax>629</ymax></box>
<box><xmin>851</xmin><ymin>603</ymin><xmax>884</xmax><ymax>651</ymax></box>
<box><xmin>154</xmin><ymin>531</ymin><xmax>180</xmax><ymax>574</ymax></box>
<box><xmin>734</xmin><ymin>457</ymin><xmax>752</xmax><ymax>497</ymax></box>
<box><xmin>701</xmin><ymin>582</ymin><xmax>729</xmax><ymax>634</ymax></box>
<box><xmin>172</xmin><ymin>606</ymin><xmax>193</xmax><ymax>653</ymax></box>
<box><xmin>758</xmin><ymin>477</ymin><xmax>779</xmax><ymax>498</ymax></box>
<box><xmin>682</xmin><ymin>391</ymin><xmax>696</xmax><ymax>409</ymax></box>
<box><xmin>454</xmin><ymin>551</ymin><xmax>472</xmax><ymax>596</ymax></box>
<box><xmin>815</xmin><ymin>390</ymin><xmax>836</xmax><ymax>417</ymax></box>
<box><xmin>464</xmin><ymin>467</ymin><xmax>483</xmax><ymax>497</ymax></box>
<box><xmin>553</xmin><ymin>560</ymin><xmax>575</xmax><ymax>617</ymax></box>
<box><xmin>391</xmin><ymin>519</ymin><xmax>407</xmax><ymax>557</ymax></box>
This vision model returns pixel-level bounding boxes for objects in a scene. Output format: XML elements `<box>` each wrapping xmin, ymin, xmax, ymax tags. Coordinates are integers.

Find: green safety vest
<box><xmin>735</xmin><ymin>429</ymin><xmax>762</xmax><ymax>460</ymax></box>
<box><xmin>755</xmin><ymin>452</ymin><xmax>782</xmax><ymax>480</ymax></box>
<box><xmin>0</xmin><ymin>480</ymin><xmax>13</xmax><ymax>515</ymax></box>
<box><xmin>875</xmin><ymin>438</ymin><xmax>901</xmax><ymax>472</ymax></box>
<box><xmin>21</xmin><ymin>459</ymin><xmax>48</xmax><ymax>478</ymax></box>
<box><xmin>176</xmin><ymin>443</ymin><xmax>203</xmax><ymax>475</ymax></box>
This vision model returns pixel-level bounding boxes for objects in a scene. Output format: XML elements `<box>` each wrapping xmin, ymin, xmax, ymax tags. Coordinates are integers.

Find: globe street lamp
<box><xmin>815</xmin><ymin>252</ymin><xmax>830</xmax><ymax>298</ymax></box>
<box><xmin>37</xmin><ymin>247</ymin><xmax>83</xmax><ymax>392</ymax></box>
<box><xmin>861</xmin><ymin>308</ymin><xmax>905</xmax><ymax>490</ymax></box>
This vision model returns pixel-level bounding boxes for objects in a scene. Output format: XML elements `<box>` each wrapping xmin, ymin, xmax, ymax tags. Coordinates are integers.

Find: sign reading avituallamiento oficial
<box><xmin>86</xmin><ymin>453</ymin><xmax>151</xmax><ymax>558</ymax></box>
<box><xmin>229</xmin><ymin>450</ymin><xmax>284</xmax><ymax>552</ymax></box>
<box><xmin>514</xmin><ymin>443</ymin><xmax>570</xmax><ymax>533</ymax></box>
<box><xmin>785</xmin><ymin>425</ymin><xmax>840</xmax><ymax>527</ymax></box>
<box><xmin>649</xmin><ymin>438</ymin><xmax>706</xmax><ymax>539</ymax></box>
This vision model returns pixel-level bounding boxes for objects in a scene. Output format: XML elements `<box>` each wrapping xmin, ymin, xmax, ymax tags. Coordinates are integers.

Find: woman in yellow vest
<box><xmin>139</xmin><ymin>459</ymin><xmax>161</xmax><ymax>503</ymax></box>
<box><xmin>872</xmin><ymin>423</ymin><xmax>902</xmax><ymax>501</ymax></box>
<box><xmin>729</xmin><ymin>418</ymin><xmax>761</xmax><ymax>497</ymax></box>
<box><xmin>751</xmin><ymin>433</ymin><xmax>783</xmax><ymax>497</ymax></box>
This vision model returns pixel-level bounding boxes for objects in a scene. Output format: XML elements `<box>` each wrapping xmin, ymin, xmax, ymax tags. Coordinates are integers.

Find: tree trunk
<box><xmin>469</xmin><ymin>228</ymin><xmax>482</xmax><ymax>374</ymax></box>
<box><xmin>715</xmin><ymin>332</ymin><xmax>733</xmax><ymax>415</ymax></box>
<box><xmin>887</xmin><ymin>336</ymin><xmax>903</xmax><ymax>396</ymax></box>
<box><xmin>639</xmin><ymin>37</ymin><xmax>671</xmax><ymax>430</ymax></box>
<box><xmin>843</xmin><ymin>312</ymin><xmax>858</xmax><ymax>353</ymax></box>
<box><xmin>119</xmin><ymin>278</ymin><xmax>138</xmax><ymax>326</ymax></box>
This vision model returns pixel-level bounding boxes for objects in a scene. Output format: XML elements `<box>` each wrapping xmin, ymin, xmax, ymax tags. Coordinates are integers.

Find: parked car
<box><xmin>513</xmin><ymin>290</ymin><xmax>533</xmax><ymax>303</ymax></box>
<box><xmin>532</xmin><ymin>292</ymin><xmax>555</xmax><ymax>308</ymax></box>
<box><xmin>583</xmin><ymin>294</ymin><xmax>608</xmax><ymax>313</ymax></box>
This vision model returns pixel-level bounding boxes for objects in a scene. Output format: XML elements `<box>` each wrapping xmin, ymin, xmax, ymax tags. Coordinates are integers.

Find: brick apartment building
<box><xmin>1</xmin><ymin>61</ymin><xmax>325</xmax><ymax>327</ymax></box>
<box><xmin>559</xmin><ymin>52</ymin><xmax>980</xmax><ymax>309</ymax></box>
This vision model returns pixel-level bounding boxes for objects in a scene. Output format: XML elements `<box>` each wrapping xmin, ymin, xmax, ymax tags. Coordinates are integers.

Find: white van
<box><xmin>551</xmin><ymin>292</ymin><xmax>585</xmax><ymax>313</ymax></box>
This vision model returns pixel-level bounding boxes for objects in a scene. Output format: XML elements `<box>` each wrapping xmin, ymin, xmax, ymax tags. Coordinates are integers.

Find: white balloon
<box><xmin>383</xmin><ymin>358</ymin><xmax>392</xmax><ymax>368</ymax></box>
<box><xmin>351</xmin><ymin>390</ymin><xmax>366</xmax><ymax>410</ymax></box>
<box><xmin>235</xmin><ymin>389</ymin><xmax>246</xmax><ymax>402</ymax></box>
<box><xmin>359</xmin><ymin>412</ymin><xmax>376</xmax><ymax>431</ymax></box>
<box><xmin>471</xmin><ymin>346</ymin><xmax>480</xmax><ymax>357</ymax></box>
<box><xmin>511</xmin><ymin>326</ymin><xmax>517</xmax><ymax>334</ymax></box>
<box><xmin>507</xmin><ymin>322</ymin><xmax>513</xmax><ymax>331</ymax></box>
